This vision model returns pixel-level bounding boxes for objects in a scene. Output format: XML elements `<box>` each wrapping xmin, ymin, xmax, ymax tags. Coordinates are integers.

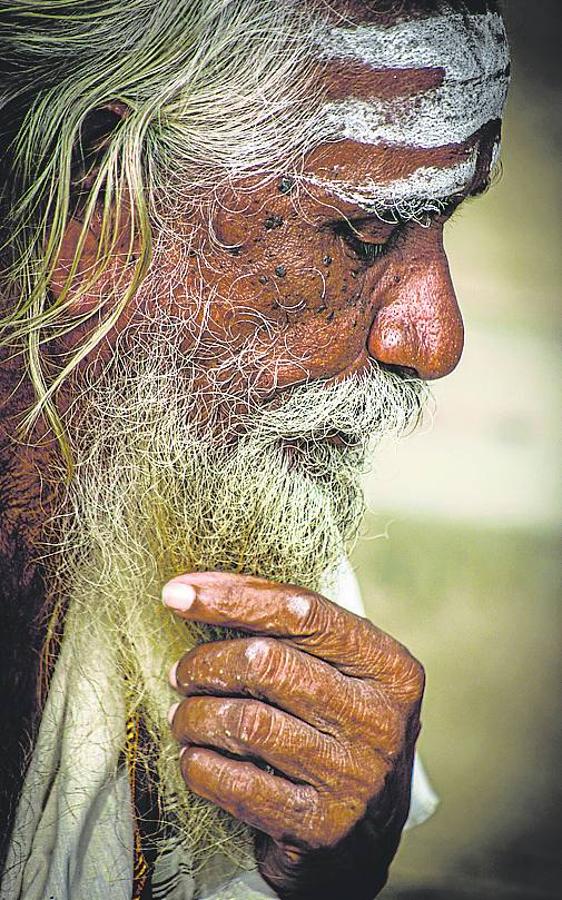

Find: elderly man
<box><xmin>0</xmin><ymin>1</ymin><xmax>509</xmax><ymax>898</ymax></box>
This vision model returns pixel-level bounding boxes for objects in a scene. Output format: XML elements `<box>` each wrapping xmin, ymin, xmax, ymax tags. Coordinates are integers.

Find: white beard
<box><xmin>45</xmin><ymin>312</ymin><xmax>425</xmax><ymax>873</ymax></box>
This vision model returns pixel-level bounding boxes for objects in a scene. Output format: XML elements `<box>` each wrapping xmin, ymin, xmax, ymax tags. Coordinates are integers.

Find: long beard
<box><xmin>46</xmin><ymin>313</ymin><xmax>424</xmax><ymax>874</ymax></box>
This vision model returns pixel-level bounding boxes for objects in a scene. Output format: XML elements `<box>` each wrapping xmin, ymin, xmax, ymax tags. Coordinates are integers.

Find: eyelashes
<box><xmin>333</xmin><ymin>220</ymin><xmax>392</xmax><ymax>266</ymax></box>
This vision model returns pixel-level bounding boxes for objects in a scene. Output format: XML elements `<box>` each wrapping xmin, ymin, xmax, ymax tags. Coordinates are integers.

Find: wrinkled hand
<box><xmin>164</xmin><ymin>572</ymin><xmax>424</xmax><ymax>900</ymax></box>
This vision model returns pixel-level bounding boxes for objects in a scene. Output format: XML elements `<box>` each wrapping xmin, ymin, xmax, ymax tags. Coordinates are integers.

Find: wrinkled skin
<box><xmin>166</xmin><ymin>573</ymin><xmax>424</xmax><ymax>899</ymax></box>
<box><xmin>193</xmin><ymin>162</ymin><xmax>465</xmax><ymax>390</ymax></box>
<box><xmin>54</xmin><ymin>138</ymin><xmax>472</xmax><ymax>389</ymax></box>
<box><xmin>148</xmin><ymin>134</ymin><xmax>494</xmax><ymax>897</ymax></box>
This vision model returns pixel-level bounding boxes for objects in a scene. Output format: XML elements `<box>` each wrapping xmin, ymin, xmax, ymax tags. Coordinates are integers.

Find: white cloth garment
<box><xmin>1</xmin><ymin>559</ymin><xmax>438</xmax><ymax>900</ymax></box>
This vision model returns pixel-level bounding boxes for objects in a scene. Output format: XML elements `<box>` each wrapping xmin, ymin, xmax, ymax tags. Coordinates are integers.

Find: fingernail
<box><xmin>180</xmin><ymin>745</ymin><xmax>188</xmax><ymax>759</ymax></box>
<box><xmin>168</xmin><ymin>702</ymin><xmax>180</xmax><ymax>726</ymax></box>
<box><xmin>162</xmin><ymin>581</ymin><xmax>196</xmax><ymax>611</ymax></box>
<box><xmin>169</xmin><ymin>660</ymin><xmax>179</xmax><ymax>688</ymax></box>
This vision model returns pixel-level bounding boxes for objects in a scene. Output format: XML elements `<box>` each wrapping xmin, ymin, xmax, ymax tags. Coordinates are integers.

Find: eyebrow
<box><xmin>336</xmin><ymin>167</ymin><xmax>494</xmax><ymax>226</ymax></box>
<box><xmin>302</xmin><ymin>142</ymin><xmax>494</xmax><ymax>215</ymax></box>
<box><xmin>317</xmin><ymin>189</ymin><xmax>463</xmax><ymax>227</ymax></box>
<box><xmin>359</xmin><ymin>196</ymin><xmax>448</xmax><ymax>225</ymax></box>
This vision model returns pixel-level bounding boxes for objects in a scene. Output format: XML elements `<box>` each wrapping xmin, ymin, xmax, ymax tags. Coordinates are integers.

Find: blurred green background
<box><xmin>351</xmin><ymin>3</ymin><xmax>561</xmax><ymax>897</ymax></box>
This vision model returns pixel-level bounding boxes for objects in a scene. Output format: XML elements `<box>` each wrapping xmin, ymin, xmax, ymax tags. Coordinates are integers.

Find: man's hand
<box><xmin>164</xmin><ymin>572</ymin><xmax>425</xmax><ymax>900</ymax></box>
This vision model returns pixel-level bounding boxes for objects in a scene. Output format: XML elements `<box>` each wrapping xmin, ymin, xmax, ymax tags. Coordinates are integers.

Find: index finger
<box><xmin>162</xmin><ymin>570</ymin><xmax>411</xmax><ymax>683</ymax></box>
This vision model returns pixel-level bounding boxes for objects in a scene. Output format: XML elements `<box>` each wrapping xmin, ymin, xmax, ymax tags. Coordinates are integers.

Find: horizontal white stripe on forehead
<box><xmin>318</xmin><ymin>12</ymin><xmax>509</xmax><ymax>81</ymax></box>
<box><xmin>316</xmin><ymin>10</ymin><xmax>509</xmax><ymax>150</ymax></box>
<box><xmin>321</xmin><ymin>76</ymin><xmax>507</xmax><ymax>148</ymax></box>
<box><xmin>302</xmin><ymin>148</ymin><xmax>483</xmax><ymax>213</ymax></box>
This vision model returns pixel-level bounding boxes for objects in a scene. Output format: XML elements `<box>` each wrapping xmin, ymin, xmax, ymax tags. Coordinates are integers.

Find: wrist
<box><xmin>255</xmin><ymin>813</ymin><xmax>401</xmax><ymax>900</ymax></box>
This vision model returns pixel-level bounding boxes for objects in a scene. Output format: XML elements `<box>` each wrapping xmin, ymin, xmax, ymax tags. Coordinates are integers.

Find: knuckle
<box><xmin>399</xmin><ymin>652</ymin><xmax>426</xmax><ymax>700</ymax></box>
<box><xmin>235</xmin><ymin>700</ymin><xmax>271</xmax><ymax>746</ymax></box>
<box><xmin>243</xmin><ymin>637</ymin><xmax>285</xmax><ymax>689</ymax></box>
<box><xmin>228</xmin><ymin>768</ymin><xmax>252</xmax><ymax>804</ymax></box>
<box><xmin>244</xmin><ymin>636</ymin><xmax>277</xmax><ymax>668</ymax></box>
<box><xmin>294</xmin><ymin>594</ymin><xmax>331</xmax><ymax>646</ymax></box>
<box><xmin>378</xmin><ymin>639</ymin><xmax>426</xmax><ymax>703</ymax></box>
<box><xmin>283</xmin><ymin>788</ymin><xmax>320</xmax><ymax>841</ymax></box>
<box><xmin>287</xmin><ymin>785</ymin><xmax>316</xmax><ymax>819</ymax></box>
<box><xmin>363</xmin><ymin>698</ymin><xmax>412</xmax><ymax>760</ymax></box>
<box><xmin>227</xmin><ymin>769</ymin><xmax>262</xmax><ymax>820</ymax></box>
<box><xmin>286</xmin><ymin>591</ymin><xmax>314</xmax><ymax>624</ymax></box>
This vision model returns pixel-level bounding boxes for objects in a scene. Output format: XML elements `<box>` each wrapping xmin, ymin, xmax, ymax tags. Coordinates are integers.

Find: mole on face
<box><xmin>278</xmin><ymin>176</ymin><xmax>296</xmax><ymax>195</ymax></box>
<box><xmin>194</xmin><ymin>176</ymin><xmax>375</xmax><ymax>388</ymax></box>
<box><xmin>265</xmin><ymin>215</ymin><xmax>284</xmax><ymax>230</ymax></box>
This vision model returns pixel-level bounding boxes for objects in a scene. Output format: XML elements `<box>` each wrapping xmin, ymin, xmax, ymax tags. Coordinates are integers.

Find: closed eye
<box><xmin>333</xmin><ymin>219</ymin><xmax>395</xmax><ymax>266</ymax></box>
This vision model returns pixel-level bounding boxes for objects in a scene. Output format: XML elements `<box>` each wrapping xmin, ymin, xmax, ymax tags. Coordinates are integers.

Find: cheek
<box><xmin>178</xmin><ymin>191</ymin><xmax>380</xmax><ymax>387</ymax></box>
<box><xmin>203</xmin><ymin>240</ymin><xmax>374</xmax><ymax>388</ymax></box>
<box><xmin>207</xmin><ymin>213</ymin><xmax>370</xmax><ymax>342</ymax></box>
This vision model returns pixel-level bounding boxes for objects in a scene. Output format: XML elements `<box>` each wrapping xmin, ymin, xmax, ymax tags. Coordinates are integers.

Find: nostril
<box><xmin>379</xmin><ymin>362</ymin><xmax>419</xmax><ymax>380</ymax></box>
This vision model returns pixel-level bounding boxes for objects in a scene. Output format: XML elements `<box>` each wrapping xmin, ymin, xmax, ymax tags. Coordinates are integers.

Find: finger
<box><xmin>181</xmin><ymin>746</ymin><xmax>328</xmax><ymax>846</ymax></box>
<box><xmin>173</xmin><ymin>637</ymin><xmax>364</xmax><ymax>732</ymax></box>
<box><xmin>172</xmin><ymin>696</ymin><xmax>342</xmax><ymax>785</ymax></box>
<box><xmin>162</xmin><ymin>570</ymin><xmax>417</xmax><ymax>686</ymax></box>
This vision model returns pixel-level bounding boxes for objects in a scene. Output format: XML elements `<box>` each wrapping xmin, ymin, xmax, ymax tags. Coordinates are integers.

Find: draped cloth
<box><xmin>1</xmin><ymin>559</ymin><xmax>437</xmax><ymax>900</ymax></box>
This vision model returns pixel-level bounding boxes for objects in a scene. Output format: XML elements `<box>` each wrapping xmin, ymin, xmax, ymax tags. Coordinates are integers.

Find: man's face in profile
<box><xmin>48</xmin><ymin>2</ymin><xmax>507</xmax><ymax>595</ymax></box>
<box><xmin>52</xmin><ymin>2</ymin><xmax>505</xmax><ymax>416</ymax></box>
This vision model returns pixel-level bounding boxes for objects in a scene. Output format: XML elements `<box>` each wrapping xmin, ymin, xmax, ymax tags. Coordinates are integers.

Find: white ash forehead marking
<box><xmin>323</xmin><ymin>77</ymin><xmax>507</xmax><ymax>147</ymax></box>
<box><xmin>302</xmin><ymin>149</ymin><xmax>479</xmax><ymax>214</ymax></box>
<box><xmin>315</xmin><ymin>11</ymin><xmax>509</xmax><ymax>150</ymax></box>
<box><xmin>318</xmin><ymin>12</ymin><xmax>509</xmax><ymax>81</ymax></box>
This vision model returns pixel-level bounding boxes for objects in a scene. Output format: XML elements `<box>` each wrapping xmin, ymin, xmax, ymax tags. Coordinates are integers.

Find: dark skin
<box><xmin>144</xmin><ymin>104</ymin><xmax>493</xmax><ymax>892</ymax></box>
<box><xmin>43</xmin><ymin>117</ymin><xmax>497</xmax><ymax>896</ymax></box>
<box><xmin>166</xmin><ymin>573</ymin><xmax>423</xmax><ymax>899</ymax></box>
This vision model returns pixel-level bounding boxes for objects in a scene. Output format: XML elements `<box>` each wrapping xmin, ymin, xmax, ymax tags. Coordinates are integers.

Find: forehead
<box><xmin>303</xmin><ymin>5</ymin><xmax>510</xmax><ymax>213</ymax></box>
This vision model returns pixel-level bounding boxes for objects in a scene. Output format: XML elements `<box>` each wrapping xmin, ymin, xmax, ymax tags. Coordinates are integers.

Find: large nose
<box><xmin>366</xmin><ymin>223</ymin><xmax>464</xmax><ymax>380</ymax></box>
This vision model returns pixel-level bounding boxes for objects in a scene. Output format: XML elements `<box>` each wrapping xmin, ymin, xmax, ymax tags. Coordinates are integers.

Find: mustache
<box><xmin>242</xmin><ymin>361</ymin><xmax>428</xmax><ymax>451</ymax></box>
<box><xmin>70</xmin><ymin>309</ymin><xmax>428</xmax><ymax>461</ymax></box>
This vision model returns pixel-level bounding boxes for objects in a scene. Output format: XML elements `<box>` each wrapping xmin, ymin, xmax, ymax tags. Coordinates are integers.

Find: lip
<box><xmin>281</xmin><ymin>429</ymin><xmax>360</xmax><ymax>460</ymax></box>
<box><xmin>323</xmin><ymin>430</ymin><xmax>360</xmax><ymax>449</ymax></box>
